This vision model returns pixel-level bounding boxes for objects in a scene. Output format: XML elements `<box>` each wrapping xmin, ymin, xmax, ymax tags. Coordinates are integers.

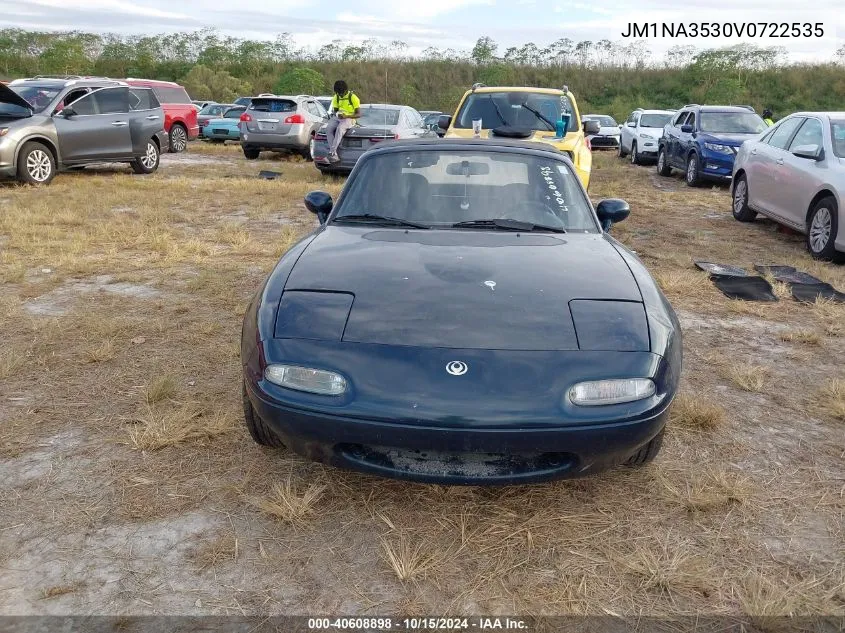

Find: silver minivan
<box><xmin>239</xmin><ymin>95</ymin><xmax>328</xmax><ymax>160</ymax></box>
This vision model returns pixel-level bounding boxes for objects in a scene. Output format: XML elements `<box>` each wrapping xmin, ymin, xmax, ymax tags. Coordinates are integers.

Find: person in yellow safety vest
<box><xmin>326</xmin><ymin>80</ymin><xmax>361</xmax><ymax>163</ymax></box>
<box><xmin>762</xmin><ymin>109</ymin><xmax>774</xmax><ymax>126</ymax></box>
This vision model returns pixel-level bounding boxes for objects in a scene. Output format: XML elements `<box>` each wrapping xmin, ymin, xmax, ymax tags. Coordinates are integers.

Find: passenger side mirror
<box><xmin>59</xmin><ymin>106</ymin><xmax>76</xmax><ymax>118</ymax></box>
<box><xmin>595</xmin><ymin>199</ymin><xmax>630</xmax><ymax>231</ymax></box>
<box><xmin>438</xmin><ymin>115</ymin><xmax>452</xmax><ymax>130</ymax></box>
<box><xmin>304</xmin><ymin>191</ymin><xmax>333</xmax><ymax>225</ymax></box>
<box><xmin>791</xmin><ymin>144</ymin><xmax>824</xmax><ymax>161</ymax></box>
<box><xmin>583</xmin><ymin>120</ymin><xmax>601</xmax><ymax>135</ymax></box>
<box><xmin>680</xmin><ymin>124</ymin><xmax>694</xmax><ymax>134</ymax></box>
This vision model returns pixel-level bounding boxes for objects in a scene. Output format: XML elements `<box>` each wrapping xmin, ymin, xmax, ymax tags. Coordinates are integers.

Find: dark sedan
<box><xmin>312</xmin><ymin>104</ymin><xmax>437</xmax><ymax>175</ymax></box>
<box><xmin>241</xmin><ymin>138</ymin><xmax>682</xmax><ymax>485</ymax></box>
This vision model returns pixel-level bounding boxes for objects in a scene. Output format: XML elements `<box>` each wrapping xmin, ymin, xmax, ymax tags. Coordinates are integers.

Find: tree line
<box><xmin>2</xmin><ymin>28</ymin><xmax>845</xmax><ymax>121</ymax></box>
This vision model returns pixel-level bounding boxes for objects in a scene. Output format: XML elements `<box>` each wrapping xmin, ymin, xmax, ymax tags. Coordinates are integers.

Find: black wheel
<box><xmin>243</xmin><ymin>147</ymin><xmax>260</xmax><ymax>160</ymax></box>
<box><xmin>242</xmin><ymin>382</ymin><xmax>285</xmax><ymax>448</ymax></box>
<box><xmin>168</xmin><ymin>124</ymin><xmax>188</xmax><ymax>153</ymax></box>
<box><xmin>656</xmin><ymin>147</ymin><xmax>672</xmax><ymax>176</ymax></box>
<box><xmin>630</xmin><ymin>141</ymin><xmax>640</xmax><ymax>165</ymax></box>
<box><xmin>300</xmin><ymin>135</ymin><xmax>315</xmax><ymax>161</ymax></box>
<box><xmin>685</xmin><ymin>153</ymin><xmax>702</xmax><ymax>187</ymax></box>
<box><xmin>732</xmin><ymin>174</ymin><xmax>757</xmax><ymax>222</ymax></box>
<box><xmin>806</xmin><ymin>196</ymin><xmax>843</xmax><ymax>262</ymax></box>
<box><xmin>617</xmin><ymin>140</ymin><xmax>627</xmax><ymax>158</ymax></box>
<box><xmin>131</xmin><ymin>139</ymin><xmax>159</xmax><ymax>175</ymax></box>
<box><xmin>17</xmin><ymin>141</ymin><xmax>56</xmax><ymax>185</ymax></box>
<box><xmin>625</xmin><ymin>429</ymin><xmax>665</xmax><ymax>467</ymax></box>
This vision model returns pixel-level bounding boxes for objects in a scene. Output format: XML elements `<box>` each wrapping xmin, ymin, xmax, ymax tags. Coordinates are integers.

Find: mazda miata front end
<box><xmin>241</xmin><ymin>139</ymin><xmax>682</xmax><ymax>484</ymax></box>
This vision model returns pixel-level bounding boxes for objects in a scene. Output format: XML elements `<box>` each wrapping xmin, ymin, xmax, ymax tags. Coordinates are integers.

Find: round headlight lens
<box><xmin>264</xmin><ymin>364</ymin><xmax>347</xmax><ymax>396</ymax></box>
<box><xmin>569</xmin><ymin>378</ymin><xmax>655</xmax><ymax>406</ymax></box>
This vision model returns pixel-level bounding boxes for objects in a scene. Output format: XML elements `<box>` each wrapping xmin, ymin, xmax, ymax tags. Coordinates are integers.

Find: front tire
<box><xmin>168</xmin><ymin>124</ymin><xmax>188</xmax><ymax>153</ymax></box>
<box><xmin>806</xmin><ymin>196</ymin><xmax>843</xmax><ymax>262</ymax></box>
<box><xmin>625</xmin><ymin>429</ymin><xmax>664</xmax><ymax>467</ymax></box>
<box><xmin>656</xmin><ymin>147</ymin><xmax>672</xmax><ymax>176</ymax></box>
<box><xmin>17</xmin><ymin>142</ymin><xmax>56</xmax><ymax>185</ymax></box>
<box><xmin>131</xmin><ymin>139</ymin><xmax>159</xmax><ymax>175</ymax></box>
<box><xmin>630</xmin><ymin>141</ymin><xmax>640</xmax><ymax>165</ymax></box>
<box><xmin>243</xmin><ymin>147</ymin><xmax>260</xmax><ymax>160</ymax></box>
<box><xmin>242</xmin><ymin>382</ymin><xmax>285</xmax><ymax>448</ymax></box>
<box><xmin>617</xmin><ymin>140</ymin><xmax>627</xmax><ymax>158</ymax></box>
<box><xmin>732</xmin><ymin>174</ymin><xmax>757</xmax><ymax>222</ymax></box>
<box><xmin>685</xmin><ymin>153</ymin><xmax>702</xmax><ymax>187</ymax></box>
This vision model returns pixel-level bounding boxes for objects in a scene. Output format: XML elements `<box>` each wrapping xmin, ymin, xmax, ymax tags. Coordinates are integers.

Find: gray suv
<box><xmin>0</xmin><ymin>76</ymin><xmax>167</xmax><ymax>185</ymax></box>
<box><xmin>239</xmin><ymin>95</ymin><xmax>328</xmax><ymax>160</ymax></box>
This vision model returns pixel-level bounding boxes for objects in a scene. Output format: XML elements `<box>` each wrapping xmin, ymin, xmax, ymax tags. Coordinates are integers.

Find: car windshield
<box><xmin>639</xmin><ymin>113</ymin><xmax>672</xmax><ymax>128</ymax></box>
<box><xmin>199</xmin><ymin>104</ymin><xmax>223</xmax><ymax>115</ymax></box>
<box><xmin>358</xmin><ymin>107</ymin><xmax>400</xmax><ymax>126</ymax></box>
<box><xmin>831</xmin><ymin>120</ymin><xmax>845</xmax><ymax>158</ymax></box>
<box><xmin>224</xmin><ymin>107</ymin><xmax>245</xmax><ymax>119</ymax></box>
<box><xmin>588</xmin><ymin>116</ymin><xmax>617</xmax><ymax>127</ymax></box>
<box><xmin>0</xmin><ymin>85</ymin><xmax>61</xmax><ymax>115</ymax></box>
<box><xmin>700</xmin><ymin>112</ymin><xmax>767</xmax><ymax>134</ymax></box>
<box><xmin>335</xmin><ymin>150</ymin><xmax>598</xmax><ymax>232</ymax></box>
<box><xmin>455</xmin><ymin>91</ymin><xmax>577</xmax><ymax>132</ymax></box>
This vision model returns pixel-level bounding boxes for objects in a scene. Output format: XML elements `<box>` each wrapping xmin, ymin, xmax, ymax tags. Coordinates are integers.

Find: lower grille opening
<box><xmin>338</xmin><ymin>443</ymin><xmax>577</xmax><ymax>479</ymax></box>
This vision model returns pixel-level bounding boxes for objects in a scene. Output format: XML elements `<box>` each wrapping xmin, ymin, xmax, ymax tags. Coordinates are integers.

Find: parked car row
<box><xmin>609</xmin><ymin>101</ymin><xmax>844</xmax><ymax>261</ymax></box>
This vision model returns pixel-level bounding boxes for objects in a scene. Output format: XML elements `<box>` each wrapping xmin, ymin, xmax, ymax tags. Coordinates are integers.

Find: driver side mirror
<box><xmin>680</xmin><ymin>124</ymin><xmax>694</xmax><ymax>134</ymax></box>
<box><xmin>59</xmin><ymin>106</ymin><xmax>76</xmax><ymax>118</ymax></box>
<box><xmin>438</xmin><ymin>115</ymin><xmax>452</xmax><ymax>130</ymax></box>
<box><xmin>791</xmin><ymin>144</ymin><xmax>824</xmax><ymax>161</ymax></box>
<box><xmin>583</xmin><ymin>119</ymin><xmax>601</xmax><ymax>135</ymax></box>
<box><xmin>596</xmin><ymin>199</ymin><xmax>630</xmax><ymax>231</ymax></box>
<box><xmin>626</xmin><ymin>121</ymin><xmax>635</xmax><ymax>127</ymax></box>
<box><xmin>304</xmin><ymin>191</ymin><xmax>333</xmax><ymax>225</ymax></box>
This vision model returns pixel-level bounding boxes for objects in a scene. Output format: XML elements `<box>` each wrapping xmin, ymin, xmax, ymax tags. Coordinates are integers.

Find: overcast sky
<box><xmin>4</xmin><ymin>0</ymin><xmax>844</xmax><ymax>61</ymax></box>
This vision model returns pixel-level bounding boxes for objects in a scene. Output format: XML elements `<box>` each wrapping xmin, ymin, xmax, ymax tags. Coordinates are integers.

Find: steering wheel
<box><xmin>506</xmin><ymin>200</ymin><xmax>562</xmax><ymax>225</ymax></box>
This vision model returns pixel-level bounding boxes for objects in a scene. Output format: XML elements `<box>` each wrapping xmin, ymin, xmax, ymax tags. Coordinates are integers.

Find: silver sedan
<box><xmin>732</xmin><ymin>112</ymin><xmax>845</xmax><ymax>261</ymax></box>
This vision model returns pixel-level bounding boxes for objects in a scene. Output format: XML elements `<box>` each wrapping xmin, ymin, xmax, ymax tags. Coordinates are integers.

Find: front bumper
<box><xmin>589</xmin><ymin>135</ymin><xmax>620</xmax><ymax>149</ymax></box>
<box><xmin>246</xmin><ymin>379</ymin><xmax>668</xmax><ymax>485</ymax></box>
<box><xmin>637</xmin><ymin>138</ymin><xmax>659</xmax><ymax>155</ymax></box>
<box><xmin>699</xmin><ymin>150</ymin><xmax>736</xmax><ymax>179</ymax></box>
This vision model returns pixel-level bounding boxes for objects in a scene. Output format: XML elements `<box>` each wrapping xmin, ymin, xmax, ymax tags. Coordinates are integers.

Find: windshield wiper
<box><xmin>332</xmin><ymin>214</ymin><xmax>430</xmax><ymax>229</ymax></box>
<box><xmin>451</xmin><ymin>218</ymin><xmax>566</xmax><ymax>233</ymax></box>
<box><xmin>487</xmin><ymin>95</ymin><xmax>508</xmax><ymax>126</ymax></box>
<box><xmin>520</xmin><ymin>102</ymin><xmax>556</xmax><ymax>131</ymax></box>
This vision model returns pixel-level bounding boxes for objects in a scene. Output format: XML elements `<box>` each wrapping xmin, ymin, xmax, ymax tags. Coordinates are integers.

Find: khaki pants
<box><xmin>326</xmin><ymin>116</ymin><xmax>353</xmax><ymax>155</ymax></box>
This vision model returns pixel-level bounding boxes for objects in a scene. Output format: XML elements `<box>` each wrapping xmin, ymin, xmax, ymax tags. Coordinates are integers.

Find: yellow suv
<box><xmin>441</xmin><ymin>84</ymin><xmax>596</xmax><ymax>189</ymax></box>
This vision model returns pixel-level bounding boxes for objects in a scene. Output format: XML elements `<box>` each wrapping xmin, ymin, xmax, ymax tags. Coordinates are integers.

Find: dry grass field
<box><xmin>0</xmin><ymin>143</ymin><xmax>843</xmax><ymax>619</ymax></box>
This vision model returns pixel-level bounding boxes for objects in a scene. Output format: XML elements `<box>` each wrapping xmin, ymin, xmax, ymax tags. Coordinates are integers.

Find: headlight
<box><xmin>704</xmin><ymin>142</ymin><xmax>732</xmax><ymax>154</ymax></box>
<box><xmin>639</xmin><ymin>133</ymin><xmax>655</xmax><ymax>140</ymax></box>
<box><xmin>264</xmin><ymin>364</ymin><xmax>348</xmax><ymax>396</ymax></box>
<box><xmin>569</xmin><ymin>378</ymin><xmax>655</xmax><ymax>406</ymax></box>
<box><xmin>0</xmin><ymin>128</ymin><xmax>8</xmax><ymax>137</ymax></box>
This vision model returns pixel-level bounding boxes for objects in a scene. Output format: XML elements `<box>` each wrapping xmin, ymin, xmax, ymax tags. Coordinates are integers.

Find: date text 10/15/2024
<box><xmin>621</xmin><ymin>22</ymin><xmax>824</xmax><ymax>38</ymax></box>
<box><xmin>307</xmin><ymin>617</ymin><xmax>528</xmax><ymax>630</ymax></box>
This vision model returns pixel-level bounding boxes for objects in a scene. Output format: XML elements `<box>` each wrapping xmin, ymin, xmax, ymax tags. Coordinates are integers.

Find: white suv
<box><xmin>619</xmin><ymin>108</ymin><xmax>675</xmax><ymax>165</ymax></box>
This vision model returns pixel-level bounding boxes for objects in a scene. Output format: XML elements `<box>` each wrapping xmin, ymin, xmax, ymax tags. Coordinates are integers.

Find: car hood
<box><xmin>445</xmin><ymin>127</ymin><xmax>580</xmax><ymax>151</ymax></box>
<box><xmin>699</xmin><ymin>132</ymin><xmax>759</xmax><ymax>146</ymax></box>
<box><xmin>0</xmin><ymin>83</ymin><xmax>33</xmax><ymax>110</ymax></box>
<box><xmin>596</xmin><ymin>126</ymin><xmax>620</xmax><ymax>135</ymax></box>
<box><xmin>282</xmin><ymin>226</ymin><xmax>644</xmax><ymax>351</ymax></box>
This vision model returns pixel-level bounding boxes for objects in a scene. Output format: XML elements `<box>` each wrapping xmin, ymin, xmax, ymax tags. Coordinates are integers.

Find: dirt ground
<box><xmin>0</xmin><ymin>143</ymin><xmax>843</xmax><ymax>619</ymax></box>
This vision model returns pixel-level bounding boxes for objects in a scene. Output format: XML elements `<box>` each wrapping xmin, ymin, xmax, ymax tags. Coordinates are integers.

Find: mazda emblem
<box><xmin>446</xmin><ymin>361</ymin><xmax>468</xmax><ymax>376</ymax></box>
